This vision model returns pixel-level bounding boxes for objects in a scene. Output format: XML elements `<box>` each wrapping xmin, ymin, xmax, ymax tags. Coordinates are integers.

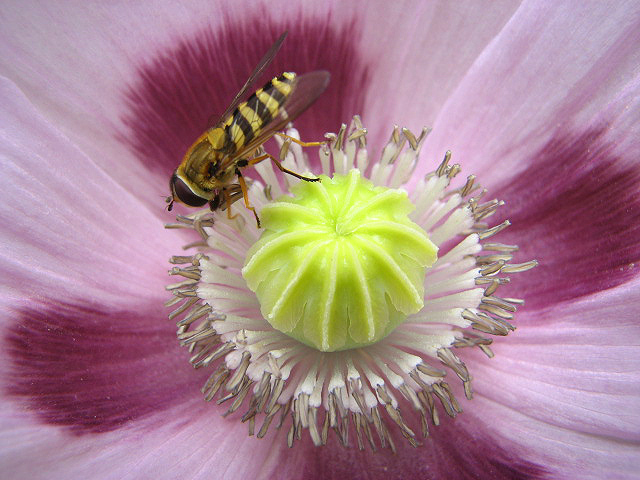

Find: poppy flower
<box><xmin>1</xmin><ymin>1</ymin><xmax>638</xmax><ymax>479</ymax></box>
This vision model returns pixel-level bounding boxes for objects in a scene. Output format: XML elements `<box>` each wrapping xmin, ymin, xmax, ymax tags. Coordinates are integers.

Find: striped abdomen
<box><xmin>216</xmin><ymin>72</ymin><xmax>296</xmax><ymax>155</ymax></box>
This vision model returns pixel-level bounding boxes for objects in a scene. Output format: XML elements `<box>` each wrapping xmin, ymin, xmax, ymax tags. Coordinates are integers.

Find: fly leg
<box><xmin>247</xmin><ymin>153</ymin><xmax>320</xmax><ymax>182</ymax></box>
<box><xmin>275</xmin><ymin>133</ymin><xmax>327</xmax><ymax>176</ymax></box>
<box><xmin>235</xmin><ymin>169</ymin><xmax>261</xmax><ymax>228</ymax></box>
<box><xmin>275</xmin><ymin>132</ymin><xmax>325</xmax><ymax>148</ymax></box>
<box><xmin>208</xmin><ymin>189</ymin><xmax>239</xmax><ymax>221</ymax></box>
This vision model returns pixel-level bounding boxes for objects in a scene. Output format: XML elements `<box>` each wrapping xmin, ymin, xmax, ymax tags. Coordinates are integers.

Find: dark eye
<box><xmin>170</xmin><ymin>173</ymin><xmax>208</xmax><ymax>207</ymax></box>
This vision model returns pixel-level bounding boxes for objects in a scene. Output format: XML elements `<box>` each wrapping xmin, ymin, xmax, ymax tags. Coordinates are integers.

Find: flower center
<box><xmin>242</xmin><ymin>170</ymin><xmax>438</xmax><ymax>352</ymax></box>
<box><xmin>166</xmin><ymin>117</ymin><xmax>538</xmax><ymax>451</ymax></box>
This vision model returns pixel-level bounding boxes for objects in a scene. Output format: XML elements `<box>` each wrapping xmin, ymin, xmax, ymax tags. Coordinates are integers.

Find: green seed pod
<box><xmin>242</xmin><ymin>170</ymin><xmax>438</xmax><ymax>352</ymax></box>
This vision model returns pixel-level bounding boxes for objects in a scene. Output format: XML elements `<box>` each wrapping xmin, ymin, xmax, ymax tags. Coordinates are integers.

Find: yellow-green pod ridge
<box><xmin>242</xmin><ymin>170</ymin><xmax>438</xmax><ymax>352</ymax></box>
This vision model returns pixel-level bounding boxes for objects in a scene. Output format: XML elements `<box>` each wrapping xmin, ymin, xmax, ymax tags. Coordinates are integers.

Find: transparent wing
<box><xmin>208</xmin><ymin>31</ymin><xmax>288</xmax><ymax>128</ymax></box>
<box><xmin>222</xmin><ymin>70</ymin><xmax>331</xmax><ymax>166</ymax></box>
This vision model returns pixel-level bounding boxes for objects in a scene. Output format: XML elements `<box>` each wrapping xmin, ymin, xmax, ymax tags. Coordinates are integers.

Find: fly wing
<box><xmin>224</xmin><ymin>70</ymin><xmax>331</xmax><ymax>164</ymax></box>
<box><xmin>208</xmin><ymin>32</ymin><xmax>288</xmax><ymax>128</ymax></box>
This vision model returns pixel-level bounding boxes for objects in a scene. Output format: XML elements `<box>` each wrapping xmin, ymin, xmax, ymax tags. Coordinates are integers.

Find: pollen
<box><xmin>165</xmin><ymin>116</ymin><xmax>538</xmax><ymax>451</ymax></box>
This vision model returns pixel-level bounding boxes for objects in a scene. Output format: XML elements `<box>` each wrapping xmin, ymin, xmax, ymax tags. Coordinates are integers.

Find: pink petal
<box><xmin>463</xmin><ymin>277</ymin><xmax>640</xmax><ymax>478</ymax></box>
<box><xmin>288</xmin><ymin>417</ymin><xmax>547</xmax><ymax>480</ymax></box>
<box><xmin>361</xmin><ymin>1</ymin><xmax>521</xmax><ymax>146</ymax></box>
<box><xmin>0</xmin><ymin>77</ymin><xmax>182</xmax><ymax>310</ymax></box>
<box><xmin>0</xmin><ymin>400</ymin><xmax>288</xmax><ymax>480</ymax></box>
<box><xmin>4</xmin><ymin>301</ymin><xmax>207</xmax><ymax>433</ymax></box>
<box><xmin>404</xmin><ymin>1</ymin><xmax>640</xmax><ymax>308</ymax></box>
<box><xmin>466</xmin><ymin>395</ymin><xmax>640</xmax><ymax>480</ymax></box>
<box><xmin>421</xmin><ymin>0</ymin><xmax>640</xmax><ymax>183</ymax></box>
<box><xmin>0</xmin><ymin>74</ymin><xmax>294</xmax><ymax>480</ymax></box>
<box><xmin>493</xmin><ymin>125</ymin><xmax>640</xmax><ymax>308</ymax></box>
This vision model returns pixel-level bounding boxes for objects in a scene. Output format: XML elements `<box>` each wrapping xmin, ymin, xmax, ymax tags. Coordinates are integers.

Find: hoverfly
<box><xmin>167</xmin><ymin>31</ymin><xmax>330</xmax><ymax>227</ymax></box>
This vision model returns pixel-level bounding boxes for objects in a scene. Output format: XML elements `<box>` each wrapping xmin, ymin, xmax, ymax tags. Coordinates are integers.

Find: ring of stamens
<box><xmin>165</xmin><ymin>116</ymin><xmax>537</xmax><ymax>451</ymax></box>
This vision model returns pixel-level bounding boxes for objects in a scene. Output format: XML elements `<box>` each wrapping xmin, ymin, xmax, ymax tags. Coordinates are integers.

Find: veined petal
<box><xmin>465</xmin><ymin>276</ymin><xmax>640</xmax><ymax>478</ymax></box>
<box><xmin>362</xmin><ymin>0</ymin><xmax>521</xmax><ymax>146</ymax></box>
<box><xmin>0</xmin><ymin>77</ymin><xmax>180</xmax><ymax>309</ymax></box>
<box><xmin>3</xmin><ymin>302</ymin><xmax>206</xmax><ymax>433</ymax></box>
<box><xmin>278</xmin><ymin>415</ymin><xmax>546</xmax><ymax>480</ymax></box>
<box><xmin>467</xmin><ymin>394</ymin><xmax>639</xmax><ymax>480</ymax></box>
<box><xmin>421</xmin><ymin>0</ymin><xmax>640</xmax><ymax>183</ymax></box>
<box><xmin>493</xmin><ymin>126</ymin><xmax>640</xmax><ymax>308</ymax></box>
<box><xmin>0</xmin><ymin>402</ymin><xmax>290</xmax><ymax>480</ymax></box>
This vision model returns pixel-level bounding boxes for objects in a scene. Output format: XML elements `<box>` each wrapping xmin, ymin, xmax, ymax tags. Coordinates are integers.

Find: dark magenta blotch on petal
<box><xmin>496</xmin><ymin>127</ymin><xmax>640</xmax><ymax>310</ymax></box>
<box><xmin>119</xmin><ymin>16</ymin><xmax>369</xmax><ymax>178</ymax></box>
<box><xmin>4</xmin><ymin>301</ymin><xmax>207</xmax><ymax>434</ymax></box>
<box><xmin>284</xmin><ymin>414</ymin><xmax>546</xmax><ymax>480</ymax></box>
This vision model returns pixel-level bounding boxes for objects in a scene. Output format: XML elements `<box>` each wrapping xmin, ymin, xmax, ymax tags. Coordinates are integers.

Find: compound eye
<box><xmin>170</xmin><ymin>174</ymin><xmax>208</xmax><ymax>207</ymax></box>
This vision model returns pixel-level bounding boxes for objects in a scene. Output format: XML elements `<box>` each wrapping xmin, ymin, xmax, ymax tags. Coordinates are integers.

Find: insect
<box><xmin>167</xmin><ymin>31</ymin><xmax>330</xmax><ymax>227</ymax></box>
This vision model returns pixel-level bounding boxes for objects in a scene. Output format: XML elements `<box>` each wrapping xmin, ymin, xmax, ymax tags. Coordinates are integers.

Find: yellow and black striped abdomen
<box><xmin>220</xmin><ymin>72</ymin><xmax>296</xmax><ymax>155</ymax></box>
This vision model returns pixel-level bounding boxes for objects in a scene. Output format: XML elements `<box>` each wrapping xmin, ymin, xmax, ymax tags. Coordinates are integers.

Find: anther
<box><xmin>403</xmin><ymin>127</ymin><xmax>418</xmax><ymax>150</ymax></box>
<box><xmin>460</xmin><ymin>175</ymin><xmax>477</xmax><ymax>197</ymax></box>
<box><xmin>333</xmin><ymin>123</ymin><xmax>347</xmax><ymax>150</ymax></box>
<box><xmin>478</xmin><ymin>220</ymin><xmax>511</xmax><ymax>239</ymax></box>
<box><xmin>502</xmin><ymin>260</ymin><xmax>539</xmax><ymax>273</ymax></box>
<box><xmin>436</xmin><ymin>150</ymin><xmax>452</xmax><ymax>176</ymax></box>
